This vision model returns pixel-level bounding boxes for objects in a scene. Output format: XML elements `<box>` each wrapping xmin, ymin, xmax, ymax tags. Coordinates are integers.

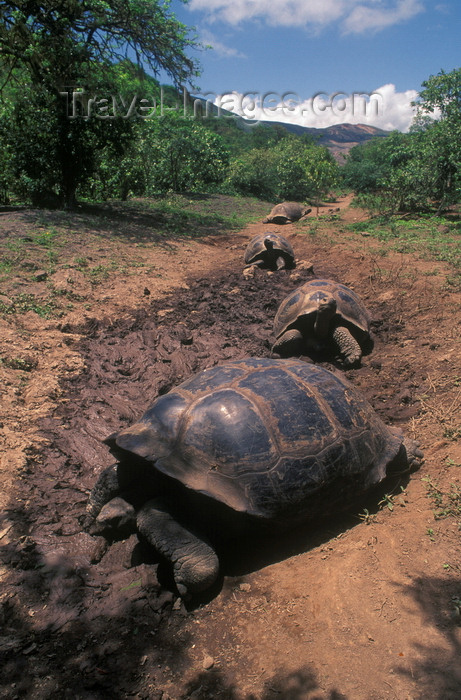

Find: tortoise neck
<box><xmin>314</xmin><ymin>308</ymin><xmax>334</xmax><ymax>338</ymax></box>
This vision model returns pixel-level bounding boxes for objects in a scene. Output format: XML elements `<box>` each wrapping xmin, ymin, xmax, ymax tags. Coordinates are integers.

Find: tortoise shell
<box><xmin>113</xmin><ymin>358</ymin><xmax>403</xmax><ymax>525</ymax></box>
<box><xmin>273</xmin><ymin>279</ymin><xmax>371</xmax><ymax>343</ymax></box>
<box><xmin>263</xmin><ymin>202</ymin><xmax>311</xmax><ymax>224</ymax></box>
<box><xmin>244</xmin><ymin>232</ymin><xmax>295</xmax><ymax>269</ymax></box>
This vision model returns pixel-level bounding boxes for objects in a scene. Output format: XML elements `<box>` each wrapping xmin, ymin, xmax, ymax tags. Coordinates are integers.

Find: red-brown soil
<box><xmin>0</xmin><ymin>195</ymin><xmax>460</xmax><ymax>700</ymax></box>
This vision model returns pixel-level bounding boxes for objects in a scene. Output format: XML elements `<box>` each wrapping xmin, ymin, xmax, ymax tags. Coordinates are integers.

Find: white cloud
<box><xmin>200</xmin><ymin>30</ymin><xmax>247</xmax><ymax>58</ymax></box>
<box><xmin>343</xmin><ymin>0</ymin><xmax>424</xmax><ymax>34</ymax></box>
<box><xmin>188</xmin><ymin>0</ymin><xmax>424</xmax><ymax>33</ymax></box>
<box><xmin>434</xmin><ymin>3</ymin><xmax>450</xmax><ymax>13</ymax></box>
<box><xmin>207</xmin><ymin>84</ymin><xmax>419</xmax><ymax>131</ymax></box>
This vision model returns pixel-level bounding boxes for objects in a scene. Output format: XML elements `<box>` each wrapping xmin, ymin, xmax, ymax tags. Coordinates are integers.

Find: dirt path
<box><xmin>1</xmin><ymin>195</ymin><xmax>460</xmax><ymax>700</ymax></box>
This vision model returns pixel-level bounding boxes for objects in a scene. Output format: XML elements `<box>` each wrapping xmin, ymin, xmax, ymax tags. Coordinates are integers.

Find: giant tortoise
<box><xmin>263</xmin><ymin>202</ymin><xmax>311</xmax><ymax>224</ymax></box>
<box><xmin>244</xmin><ymin>232</ymin><xmax>295</xmax><ymax>270</ymax></box>
<box><xmin>86</xmin><ymin>358</ymin><xmax>422</xmax><ymax>597</ymax></box>
<box><xmin>272</xmin><ymin>279</ymin><xmax>373</xmax><ymax>366</ymax></box>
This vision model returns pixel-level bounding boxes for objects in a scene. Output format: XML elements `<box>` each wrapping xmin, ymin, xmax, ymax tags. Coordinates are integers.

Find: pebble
<box><xmin>202</xmin><ymin>655</ymin><xmax>214</xmax><ymax>670</ymax></box>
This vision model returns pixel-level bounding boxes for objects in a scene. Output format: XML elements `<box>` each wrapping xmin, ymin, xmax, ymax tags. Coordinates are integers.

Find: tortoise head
<box><xmin>115</xmin><ymin>420</ymin><xmax>170</xmax><ymax>461</ymax></box>
<box><xmin>313</xmin><ymin>292</ymin><xmax>337</xmax><ymax>338</ymax></box>
<box><xmin>114</xmin><ymin>392</ymin><xmax>188</xmax><ymax>462</ymax></box>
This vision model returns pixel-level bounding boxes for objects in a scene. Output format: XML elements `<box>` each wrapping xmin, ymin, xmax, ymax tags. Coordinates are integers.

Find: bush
<box><xmin>145</xmin><ymin>116</ymin><xmax>230</xmax><ymax>194</ymax></box>
<box><xmin>222</xmin><ymin>148</ymin><xmax>279</xmax><ymax>199</ymax></box>
<box><xmin>224</xmin><ymin>137</ymin><xmax>339</xmax><ymax>203</ymax></box>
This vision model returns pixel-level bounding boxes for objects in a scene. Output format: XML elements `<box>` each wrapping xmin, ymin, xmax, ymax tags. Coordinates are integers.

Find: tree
<box><xmin>0</xmin><ymin>1</ymin><xmax>200</xmax><ymax>92</ymax></box>
<box><xmin>342</xmin><ymin>131</ymin><xmax>429</xmax><ymax>212</ymax></box>
<box><xmin>79</xmin><ymin>110</ymin><xmax>230</xmax><ymax>200</ymax></box>
<box><xmin>274</xmin><ymin>137</ymin><xmax>339</xmax><ymax>203</ymax></box>
<box><xmin>414</xmin><ymin>68</ymin><xmax>461</xmax><ymax>121</ymax></box>
<box><xmin>223</xmin><ymin>136</ymin><xmax>338</xmax><ymax>203</ymax></box>
<box><xmin>248</xmin><ymin>123</ymin><xmax>292</xmax><ymax>149</ymax></box>
<box><xmin>139</xmin><ymin>113</ymin><xmax>230</xmax><ymax>194</ymax></box>
<box><xmin>0</xmin><ymin>1</ymin><xmax>202</xmax><ymax>206</ymax></box>
<box><xmin>341</xmin><ymin>148</ymin><xmax>384</xmax><ymax>194</ymax></box>
<box><xmin>302</xmin><ymin>150</ymin><xmax>339</xmax><ymax>213</ymax></box>
<box><xmin>342</xmin><ymin>134</ymin><xmax>402</xmax><ymax>194</ymax></box>
<box><xmin>223</xmin><ymin>147</ymin><xmax>279</xmax><ymax>200</ymax></box>
<box><xmin>412</xmin><ymin>68</ymin><xmax>461</xmax><ymax>212</ymax></box>
<box><xmin>343</xmin><ymin>70</ymin><xmax>461</xmax><ymax>214</ymax></box>
<box><xmin>272</xmin><ymin>137</ymin><xmax>310</xmax><ymax>201</ymax></box>
<box><xmin>2</xmin><ymin>75</ymin><xmax>135</xmax><ymax>206</ymax></box>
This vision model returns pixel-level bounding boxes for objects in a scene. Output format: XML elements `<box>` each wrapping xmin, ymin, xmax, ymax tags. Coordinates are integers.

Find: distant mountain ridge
<box><xmin>271</xmin><ymin>121</ymin><xmax>390</xmax><ymax>161</ymax></box>
<box><xmin>192</xmin><ymin>96</ymin><xmax>390</xmax><ymax>161</ymax></box>
<box><xmin>236</xmin><ymin>117</ymin><xmax>390</xmax><ymax>161</ymax></box>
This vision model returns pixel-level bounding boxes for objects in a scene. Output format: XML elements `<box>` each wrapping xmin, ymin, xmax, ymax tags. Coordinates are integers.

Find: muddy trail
<box><xmin>1</xmin><ymin>197</ymin><xmax>460</xmax><ymax>700</ymax></box>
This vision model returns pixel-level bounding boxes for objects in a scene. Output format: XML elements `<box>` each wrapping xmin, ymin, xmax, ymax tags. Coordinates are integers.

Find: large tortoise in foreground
<box><xmin>263</xmin><ymin>202</ymin><xmax>311</xmax><ymax>224</ymax></box>
<box><xmin>244</xmin><ymin>232</ymin><xmax>295</xmax><ymax>270</ymax></box>
<box><xmin>272</xmin><ymin>279</ymin><xmax>373</xmax><ymax>366</ymax></box>
<box><xmin>86</xmin><ymin>358</ymin><xmax>422</xmax><ymax>597</ymax></box>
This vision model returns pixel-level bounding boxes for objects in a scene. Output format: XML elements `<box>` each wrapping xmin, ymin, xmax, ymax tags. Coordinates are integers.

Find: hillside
<box><xmin>193</xmin><ymin>97</ymin><xmax>390</xmax><ymax>160</ymax></box>
<box><xmin>305</xmin><ymin>122</ymin><xmax>390</xmax><ymax>161</ymax></box>
<box><xmin>261</xmin><ymin>121</ymin><xmax>390</xmax><ymax>161</ymax></box>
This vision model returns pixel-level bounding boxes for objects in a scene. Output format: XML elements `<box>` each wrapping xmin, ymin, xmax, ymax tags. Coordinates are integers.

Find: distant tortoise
<box><xmin>272</xmin><ymin>279</ymin><xmax>372</xmax><ymax>366</ymax></box>
<box><xmin>263</xmin><ymin>202</ymin><xmax>312</xmax><ymax>224</ymax></box>
<box><xmin>86</xmin><ymin>358</ymin><xmax>422</xmax><ymax>597</ymax></box>
<box><xmin>244</xmin><ymin>232</ymin><xmax>295</xmax><ymax>271</ymax></box>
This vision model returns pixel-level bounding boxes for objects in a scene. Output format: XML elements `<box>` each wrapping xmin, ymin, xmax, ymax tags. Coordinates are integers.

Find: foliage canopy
<box><xmin>0</xmin><ymin>0</ymin><xmax>201</xmax><ymax>91</ymax></box>
<box><xmin>343</xmin><ymin>67</ymin><xmax>461</xmax><ymax>213</ymax></box>
<box><xmin>0</xmin><ymin>0</ymin><xmax>202</xmax><ymax>206</ymax></box>
<box><xmin>223</xmin><ymin>135</ymin><xmax>339</xmax><ymax>203</ymax></box>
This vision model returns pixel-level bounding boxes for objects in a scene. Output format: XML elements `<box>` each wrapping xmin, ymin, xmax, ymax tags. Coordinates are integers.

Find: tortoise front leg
<box><xmin>137</xmin><ymin>499</ymin><xmax>219</xmax><ymax>598</ymax></box>
<box><xmin>271</xmin><ymin>328</ymin><xmax>304</xmax><ymax>357</ymax></box>
<box><xmin>332</xmin><ymin>326</ymin><xmax>362</xmax><ymax>366</ymax></box>
<box><xmin>86</xmin><ymin>463</ymin><xmax>122</xmax><ymax>523</ymax></box>
<box><xmin>244</xmin><ymin>259</ymin><xmax>265</xmax><ymax>270</ymax></box>
<box><xmin>85</xmin><ymin>460</ymin><xmax>143</xmax><ymax>525</ymax></box>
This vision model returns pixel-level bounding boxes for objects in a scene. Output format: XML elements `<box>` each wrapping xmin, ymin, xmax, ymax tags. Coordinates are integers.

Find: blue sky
<box><xmin>162</xmin><ymin>0</ymin><xmax>460</xmax><ymax>131</ymax></box>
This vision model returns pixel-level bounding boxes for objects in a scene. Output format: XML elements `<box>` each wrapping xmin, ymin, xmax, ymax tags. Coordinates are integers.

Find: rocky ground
<box><xmin>0</xmin><ymin>194</ymin><xmax>460</xmax><ymax>699</ymax></box>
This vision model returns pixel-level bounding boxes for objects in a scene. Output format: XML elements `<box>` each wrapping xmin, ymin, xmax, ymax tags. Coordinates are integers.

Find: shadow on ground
<box><xmin>3</xmin><ymin>250</ymin><xmax>460</xmax><ymax>699</ymax></box>
<box><xmin>392</xmin><ymin>576</ymin><xmax>461</xmax><ymax>698</ymax></box>
<box><xmin>6</xmin><ymin>194</ymin><xmax>270</xmax><ymax>247</ymax></box>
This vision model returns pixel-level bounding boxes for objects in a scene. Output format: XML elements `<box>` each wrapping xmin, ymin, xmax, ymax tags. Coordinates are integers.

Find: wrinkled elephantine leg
<box><xmin>332</xmin><ymin>326</ymin><xmax>362</xmax><ymax>366</ymax></box>
<box><xmin>85</xmin><ymin>461</ymin><xmax>141</xmax><ymax>528</ymax></box>
<box><xmin>137</xmin><ymin>498</ymin><xmax>220</xmax><ymax>598</ymax></box>
<box><xmin>271</xmin><ymin>328</ymin><xmax>303</xmax><ymax>357</ymax></box>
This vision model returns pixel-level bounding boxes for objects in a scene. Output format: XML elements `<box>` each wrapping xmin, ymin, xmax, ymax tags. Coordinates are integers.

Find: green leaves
<box><xmin>415</xmin><ymin>68</ymin><xmax>461</xmax><ymax>120</ymax></box>
<box><xmin>141</xmin><ymin>114</ymin><xmax>230</xmax><ymax>194</ymax></box>
<box><xmin>343</xmin><ymin>69</ymin><xmax>461</xmax><ymax>214</ymax></box>
<box><xmin>1</xmin><ymin>0</ymin><xmax>202</xmax><ymax>91</ymax></box>
<box><xmin>224</xmin><ymin>136</ymin><xmax>339</xmax><ymax>202</ymax></box>
<box><xmin>0</xmin><ymin>0</ymin><xmax>202</xmax><ymax>206</ymax></box>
